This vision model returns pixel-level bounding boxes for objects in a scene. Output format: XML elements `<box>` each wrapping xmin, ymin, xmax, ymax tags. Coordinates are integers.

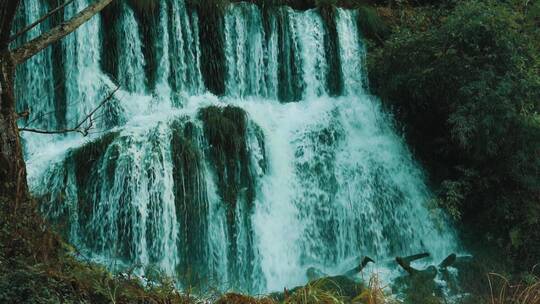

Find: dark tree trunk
<box><xmin>0</xmin><ymin>1</ymin><xmax>28</xmax><ymax>209</ymax></box>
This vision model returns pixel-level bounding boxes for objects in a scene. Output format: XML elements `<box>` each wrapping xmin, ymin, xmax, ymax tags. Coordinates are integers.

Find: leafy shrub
<box><xmin>369</xmin><ymin>0</ymin><xmax>540</xmax><ymax>268</ymax></box>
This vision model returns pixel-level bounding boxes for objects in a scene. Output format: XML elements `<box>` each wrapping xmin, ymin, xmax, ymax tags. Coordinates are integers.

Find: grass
<box><xmin>2</xmin><ymin>207</ymin><xmax>537</xmax><ymax>304</ymax></box>
<box><xmin>284</xmin><ymin>279</ymin><xmax>347</xmax><ymax>304</ymax></box>
<box><xmin>487</xmin><ymin>271</ymin><xmax>540</xmax><ymax>304</ymax></box>
<box><xmin>354</xmin><ymin>274</ymin><xmax>397</xmax><ymax>304</ymax></box>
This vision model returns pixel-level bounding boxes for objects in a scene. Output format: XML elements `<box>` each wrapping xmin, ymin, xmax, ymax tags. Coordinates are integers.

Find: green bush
<box><xmin>369</xmin><ymin>0</ymin><xmax>540</xmax><ymax>268</ymax></box>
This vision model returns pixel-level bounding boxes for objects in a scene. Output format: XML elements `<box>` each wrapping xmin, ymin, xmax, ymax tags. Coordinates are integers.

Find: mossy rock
<box><xmin>70</xmin><ymin>131</ymin><xmax>120</xmax><ymax>191</ymax></box>
<box><xmin>198</xmin><ymin>105</ymin><xmax>253</xmax><ymax>208</ymax></box>
<box><xmin>319</xmin><ymin>5</ymin><xmax>344</xmax><ymax>96</ymax></box>
<box><xmin>68</xmin><ymin>132</ymin><xmax>120</xmax><ymax>243</ymax></box>
<box><xmin>170</xmin><ymin>119</ymin><xmax>210</xmax><ymax>285</ymax></box>
<box><xmin>188</xmin><ymin>0</ymin><xmax>227</xmax><ymax>95</ymax></box>
<box><xmin>198</xmin><ymin>105</ymin><xmax>262</xmax><ymax>288</ymax></box>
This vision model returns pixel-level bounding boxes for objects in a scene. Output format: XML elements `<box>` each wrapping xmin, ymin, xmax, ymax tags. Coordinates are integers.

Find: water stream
<box><xmin>14</xmin><ymin>0</ymin><xmax>457</xmax><ymax>294</ymax></box>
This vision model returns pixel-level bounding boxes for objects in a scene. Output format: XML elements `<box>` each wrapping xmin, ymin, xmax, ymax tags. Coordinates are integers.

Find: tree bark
<box><xmin>0</xmin><ymin>1</ymin><xmax>26</xmax><ymax>209</ymax></box>
<box><xmin>0</xmin><ymin>51</ymin><xmax>28</xmax><ymax>209</ymax></box>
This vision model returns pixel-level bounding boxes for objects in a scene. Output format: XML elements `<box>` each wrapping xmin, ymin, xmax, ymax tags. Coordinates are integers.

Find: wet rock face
<box><xmin>198</xmin><ymin>105</ymin><xmax>265</xmax><ymax>290</ymax></box>
<box><xmin>199</xmin><ymin>106</ymin><xmax>255</xmax><ymax>209</ymax></box>
<box><xmin>193</xmin><ymin>3</ymin><xmax>227</xmax><ymax>96</ymax></box>
<box><xmin>38</xmin><ymin>107</ymin><xmax>267</xmax><ymax>292</ymax></box>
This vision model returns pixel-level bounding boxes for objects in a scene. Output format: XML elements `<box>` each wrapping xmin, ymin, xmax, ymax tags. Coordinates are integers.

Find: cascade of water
<box><xmin>18</xmin><ymin>0</ymin><xmax>459</xmax><ymax>295</ymax></box>
<box><xmin>116</xmin><ymin>2</ymin><xmax>146</xmax><ymax>94</ymax></box>
<box><xmin>265</xmin><ymin>12</ymin><xmax>280</xmax><ymax>100</ymax></box>
<box><xmin>14</xmin><ymin>1</ymin><xmax>57</xmax><ymax>131</ymax></box>
<box><xmin>63</xmin><ymin>0</ymin><xmax>116</xmax><ymax>128</ymax></box>
<box><xmin>169</xmin><ymin>0</ymin><xmax>204</xmax><ymax>98</ymax></box>
<box><xmin>152</xmin><ymin>0</ymin><xmax>172</xmax><ymax>103</ymax></box>
<box><xmin>36</xmin><ymin>105</ymin><xmax>269</xmax><ymax>291</ymax></box>
<box><xmin>243</xmin><ymin>95</ymin><xmax>456</xmax><ymax>290</ymax></box>
<box><xmin>289</xmin><ymin>9</ymin><xmax>329</xmax><ymax>98</ymax></box>
<box><xmin>224</xmin><ymin>3</ymin><xmax>269</xmax><ymax>98</ymax></box>
<box><xmin>40</xmin><ymin>126</ymin><xmax>180</xmax><ymax>275</ymax></box>
<box><xmin>336</xmin><ymin>9</ymin><xmax>367</xmax><ymax>95</ymax></box>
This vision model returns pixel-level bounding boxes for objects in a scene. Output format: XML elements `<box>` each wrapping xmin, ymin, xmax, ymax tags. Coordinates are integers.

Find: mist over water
<box><xmin>15</xmin><ymin>0</ymin><xmax>457</xmax><ymax>293</ymax></box>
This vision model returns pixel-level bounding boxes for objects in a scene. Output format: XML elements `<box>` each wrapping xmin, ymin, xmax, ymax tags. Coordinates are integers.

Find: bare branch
<box><xmin>11</xmin><ymin>0</ymin><xmax>113</xmax><ymax>65</ymax></box>
<box><xmin>19</xmin><ymin>86</ymin><xmax>119</xmax><ymax>136</ymax></box>
<box><xmin>15</xmin><ymin>110</ymin><xmax>30</xmax><ymax>119</ymax></box>
<box><xmin>8</xmin><ymin>0</ymin><xmax>75</xmax><ymax>43</ymax></box>
<box><xmin>18</xmin><ymin>127</ymin><xmax>87</xmax><ymax>135</ymax></box>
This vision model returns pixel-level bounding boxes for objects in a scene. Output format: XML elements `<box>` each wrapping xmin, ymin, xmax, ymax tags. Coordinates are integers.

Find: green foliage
<box><xmin>0</xmin><ymin>254</ymin><xmax>195</xmax><ymax>304</ymax></box>
<box><xmin>369</xmin><ymin>0</ymin><xmax>540</xmax><ymax>268</ymax></box>
<box><xmin>0</xmin><ymin>197</ymin><xmax>193</xmax><ymax>304</ymax></box>
<box><xmin>357</xmin><ymin>5</ymin><xmax>390</xmax><ymax>42</ymax></box>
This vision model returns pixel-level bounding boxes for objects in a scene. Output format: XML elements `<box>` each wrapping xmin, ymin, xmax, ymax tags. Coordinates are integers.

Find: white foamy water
<box><xmin>15</xmin><ymin>1</ymin><xmax>458</xmax><ymax>294</ymax></box>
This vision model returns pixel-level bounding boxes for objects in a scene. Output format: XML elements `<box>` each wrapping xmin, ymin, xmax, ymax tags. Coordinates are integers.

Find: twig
<box><xmin>19</xmin><ymin>86</ymin><xmax>119</xmax><ymax>136</ymax></box>
<box><xmin>8</xmin><ymin>0</ymin><xmax>75</xmax><ymax>43</ymax></box>
<box><xmin>15</xmin><ymin>110</ymin><xmax>30</xmax><ymax>119</ymax></box>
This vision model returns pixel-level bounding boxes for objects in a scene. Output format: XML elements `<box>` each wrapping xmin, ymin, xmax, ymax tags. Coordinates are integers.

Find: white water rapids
<box><xmin>14</xmin><ymin>0</ymin><xmax>458</xmax><ymax>294</ymax></box>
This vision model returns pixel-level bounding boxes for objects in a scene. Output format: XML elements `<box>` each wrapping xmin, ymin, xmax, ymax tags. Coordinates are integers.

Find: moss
<box><xmin>70</xmin><ymin>132</ymin><xmax>119</xmax><ymax>191</ymax></box>
<box><xmin>275</xmin><ymin>8</ymin><xmax>304</xmax><ymax>102</ymax></box>
<box><xmin>188</xmin><ymin>0</ymin><xmax>228</xmax><ymax>95</ymax></box>
<box><xmin>100</xmin><ymin>1</ymin><xmax>122</xmax><ymax>82</ymax></box>
<box><xmin>70</xmin><ymin>132</ymin><xmax>119</xmax><ymax>193</ymax></box>
<box><xmin>251</xmin><ymin>123</ymin><xmax>268</xmax><ymax>174</ymax></box>
<box><xmin>198</xmin><ymin>106</ymin><xmax>255</xmax><ymax>208</ymax></box>
<box><xmin>319</xmin><ymin>5</ymin><xmax>343</xmax><ymax>96</ymax></box>
<box><xmin>198</xmin><ymin>105</ymin><xmax>261</xmax><ymax>289</ymax></box>
<box><xmin>127</xmin><ymin>0</ymin><xmax>159</xmax><ymax>13</ymax></box>
<box><xmin>128</xmin><ymin>1</ymin><xmax>160</xmax><ymax>91</ymax></box>
<box><xmin>43</xmin><ymin>0</ymin><xmax>68</xmax><ymax>129</ymax></box>
<box><xmin>170</xmin><ymin>120</ymin><xmax>209</xmax><ymax>287</ymax></box>
<box><xmin>68</xmin><ymin>132</ymin><xmax>119</xmax><ymax>246</ymax></box>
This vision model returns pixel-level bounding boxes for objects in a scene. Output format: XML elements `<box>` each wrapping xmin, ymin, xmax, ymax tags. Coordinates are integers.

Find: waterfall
<box><xmin>14</xmin><ymin>1</ymin><xmax>56</xmax><ymax>131</ymax></box>
<box><xmin>116</xmin><ymin>2</ymin><xmax>146</xmax><ymax>94</ymax></box>
<box><xmin>336</xmin><ymin>9</ymin><xmax>367</xmax><ymax>95</ymax></box>
<box><xmin>16</xmin><ymin>1</ymin><xmax>458</xmax><ymax>294</ymax></box>
<box><xmin>169</xmin><ymin>0</ymin><xmax>204</xmax><ymax>97</ymax></box>
<box><xmin>224</xmin><ymin>3</ymin><xmax>268</xmax><ymax>98</ymax></box>
<box><xmin>63</xmin><ymin>0</ymin><xmax>115</xmax><ymax>127</ymax></box>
